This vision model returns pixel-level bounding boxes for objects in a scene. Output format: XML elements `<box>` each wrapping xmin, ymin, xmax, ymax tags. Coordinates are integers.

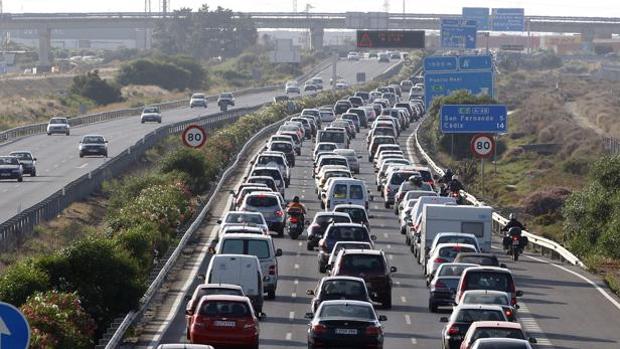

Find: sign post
<box><xmin>470</xmin><ymin>134</ymin><xmax>496</xmax><ymax>196</ymax></box>
<box><xmin>182</xmin><ymin>125</ymin><xmax>207</xmax><ymax>149</ymax></box>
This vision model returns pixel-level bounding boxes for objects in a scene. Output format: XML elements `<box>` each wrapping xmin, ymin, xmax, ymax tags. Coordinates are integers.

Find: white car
<box><xmin>189</xmin><ymin>93</ymin><xmax>208</xmax><ymax>108</ymax></box>
<box><xmin>140</xmin><ymin>106</ymin><xmax>162</xmax><ymax>123</ymax></box>
<box><xmin>425</xmin><ymin>243</ymin><xmax>478</xmax><ymax>279</ymax></box>
<box><xmin>46</xmin><ymin>117</ymin><xmax>70</xmax><ymax>135</ymax></box>
<box><xmin>78</xmin><ymin>134</ymin><xmax>108</xmax><ymax>158</ymax></box>
<box><xmin>217</xmin><ymin>211</ymin><xmax>269</xmax><ymax>235</ymax></box>
<box><xmin>347</xmin><ymin>51</ymin><xmax>361</xmax><ymax>61</ymax></box>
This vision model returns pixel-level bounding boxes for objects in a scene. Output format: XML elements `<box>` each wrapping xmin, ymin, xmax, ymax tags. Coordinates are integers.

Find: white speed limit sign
<box><xmin>470</xmin><ymin>134</ymin><xmax>495</xmax><ymax>158</ymax></box>
<box><xmin>182</xmin><ymin>125</ymin><xmax>207</xmax><ymax>148</ymax></box>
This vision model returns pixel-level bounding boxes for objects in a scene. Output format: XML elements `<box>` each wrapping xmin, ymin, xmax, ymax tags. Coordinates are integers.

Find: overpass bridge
<box><xmin>2</xmin><ymin>11</ymin><xmax>620</xmax><ymax>68</ymax></box>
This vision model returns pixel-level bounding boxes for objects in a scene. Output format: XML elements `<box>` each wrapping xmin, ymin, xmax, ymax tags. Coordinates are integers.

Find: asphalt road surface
<box><xmin>155</xmin><ymin>103</ymin><xmax>620</xmax><ymax>348</ymax></box>
<box><xmin>0</xmin><ymin>59</ymin><xmax>390</xmax><ymax>224</ymax></box>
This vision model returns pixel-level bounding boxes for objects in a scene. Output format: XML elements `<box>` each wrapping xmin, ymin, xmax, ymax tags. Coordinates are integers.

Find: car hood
<box><xmin>81</xmin><ymin>143</ymin><xmax>107</xmax><ymax>146</ymax></box>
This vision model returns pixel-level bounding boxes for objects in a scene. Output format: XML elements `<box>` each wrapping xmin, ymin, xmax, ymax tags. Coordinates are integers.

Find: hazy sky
<box><xmin>4</xmin><ymin>0</ymin><xmax>619</xmax><ymax>17</ymax></box>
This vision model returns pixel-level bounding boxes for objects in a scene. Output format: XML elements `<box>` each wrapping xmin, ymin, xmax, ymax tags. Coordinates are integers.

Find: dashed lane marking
<box><xmin>518</xmin><ymin>302</ymin><xmax>553</xmax><ymax>346</ymax></box>
<box><xmin>405</xmin><ymin>314</ymin><xmax>412</xmax><ymax>325</ymax></box>
<box><xmin>76</xmin><ymin>163</ymin><xmax>88</xmax><ymax>169</ymax></box>
<box><xmin>383</xmin><ymin>233</ymin><xmax>389</xmax><ymax>238</ymax></box>
<box><xmin>291</xmin><ymin>292</ymin><xmax>297</xmax><ymax>298</ymax></box>
<box><xmin>401</xmin><ymin>296</ymin><xmax>407</xmax><ymax>303</ymax></box>
<box><xmin>387</xmin><ymin>244</ymin><xmax>392</xmax><ymax>249</ymax></box>
<box><xmin>410</xmin><ymin>338</ymin><xmax>417</xmax><ymax>345</ymax></box>
<box><xmin>285</xmin><ymin>333</ymin><xmax>292</xmax><ymax>341</ymax></box>
<box><xmin>294</xmin><ymin>264</ymin><xmax>300</xmax><ymax>269</ymax></box>
<box><xmin>289</xmin><ymin>311</ymin><xmax>295</xmax><ymax>320</ymax></box>
<box><xmin>294</xmin><ymin>279</ymin><xmax>299</xmax><ymax>285</ymax></box>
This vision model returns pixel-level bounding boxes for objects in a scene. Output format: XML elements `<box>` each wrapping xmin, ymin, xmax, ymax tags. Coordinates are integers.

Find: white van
<box><xmin>318</xmin><ymin>128</ymin><xmax>348</xmax><ymax>149</ymax></box>
<box><xmin>205</xmin><ymin>254</ymin><xmax>264</xmax><ymax>313</ymax></box>
<box><xmin>407</xmin><ymin>196</ymin><xmax>457</xmax><ymax>252</ymax></box>
<box><xmin>215</xmin><ymin>234</ymin><xmax>283</xmax><ymax>299</ymax></box>
<box><xmin>322</xmin><ymin>178</ymin><xmax>370</xmax><ymax>210</ymax></box>
<box><xmin>418</xmin><ymin>204</ymin><xmax>493</xmax><ymax>266</ymax></box>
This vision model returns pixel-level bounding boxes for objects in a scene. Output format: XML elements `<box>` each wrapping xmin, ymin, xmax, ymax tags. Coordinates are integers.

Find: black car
<box><xmin>0</xmin><ymin>156</ymin><xmax>23</xmax><ymax>182</ymax></box>
<box><xmin>306</xmin><ymin>300</ymin><xmax>386</xmax><ymax>349</ymax></box>
<box><xmin>307</xmin><ymin>276</ymin><xmax>374</xmax><ymax>312</ymax></box>
<box><xmin>440</xmin><ymin>304</ymin><xmax>509</xmax><ymax>349</ymax></box>
<box><xmin>267</xmin><ymin>141</ymin><xmax>295</xmax><ymax>167</ymax></box>
<box><xmin>330</xmin><ymin>249</ymin><xmax>395</xmax><ymax>308</ymax></box>
<box><xmin>306</xmin><ymin>212</ymin><xmax>352</xmax><ymax>251</ymax></box>
<box><xmin>454</xmin><ymin>253</ymin><xmax>507</xmax><ymax>268</ymax></box>
<box><xmin>428</xmin><ymin>263</ymin><xmax>478</xmax><ymax>313</ymax></box>
<box><xmin>333</xmin><ymin>100</ymin><xmax>353</xmax><ymax>115</ymax></box>
<box><xmin>319</xmin><ymin>224</ymin><xmax>375</xmax><ymax>273</ymax></box>
<box><xmin>9</xmin><ymin>151</ymin><xmax>36</xmax><ymax>177</ymax></box>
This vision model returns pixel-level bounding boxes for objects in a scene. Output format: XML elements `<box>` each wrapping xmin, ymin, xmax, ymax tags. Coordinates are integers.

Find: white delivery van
<box><xmin>418</xmin><ymin>204</ymin><xmax>493</xmax><ymax>266</ymax></box>
<box><xmin>205</xmin><ymin>254</ymin><xmax>264</xmax><ymax>313</ymax></box>
<box><xmin>408</xmin><ymin>196</ymin><xmax>457</xmax><ymax>254</ymax></box>
<box><xmin>322</xmin><ymin>178</ymin><xmax>370</xmax><ymax>210</ymax></box>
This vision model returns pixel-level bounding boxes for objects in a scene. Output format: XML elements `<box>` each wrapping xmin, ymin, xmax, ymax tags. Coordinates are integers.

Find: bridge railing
<box><xmin>413</xmin><ymin>122</ymin><xmax>585</xmax><ymax>268</ymax></box>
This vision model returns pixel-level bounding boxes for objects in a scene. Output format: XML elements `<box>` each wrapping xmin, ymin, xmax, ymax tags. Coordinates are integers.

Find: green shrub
<box><xmin>117</xmin><ymin>59</ymin><xmax>192</xmax><ymax>91</ymax></box>
<box><xmin>0</xmin><ymin>261</ymin><xmax>50</xmax><ymax>306</ymax></box>
<box><xmin>160</xmin><ymin>148</ymin><xmax>209</xmax><ymax>193</ymax></box>
<box><xmin>70</xmin><ymin>70</ymin><xmax>122</xmax><ymax>105</ymax></box>
<box><xmin>21</xmin><ymin>291</ymin><xmax>96</xmax><ymax>349</ymax></box>
<box><xmin>35</xmin><ymin>238</ymin><xmax>144</xmax><ymax>332</ymax></box>
<box><xmin>115</xmin><ymin>222</ymin><xmax>168</xmax><ymax>274</ymax></box>
<box><xmin>562</xmin><ymin>157</ymin><xmax>591</xmax><ymax>176</ymax></box>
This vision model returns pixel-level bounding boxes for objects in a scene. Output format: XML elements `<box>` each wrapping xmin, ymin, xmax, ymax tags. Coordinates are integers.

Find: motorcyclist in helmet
<box><xmin>502</xmin><ymin>213</ymin><xmax>527</xmax><ymax>250</ymax></box>
<box><xmin>287</xmin><ymin>196</ymin><xmax>307</xmax><ymax>227</ymax></box>
<box><xmin>448</xmin><ymin>175</ymin><xmax>465</xmax><ymax>193</ymax></box>
<box><xmin>438</xmin><ymin>169</ymin><xmax>454</xmax><ymax>196</ymax></box>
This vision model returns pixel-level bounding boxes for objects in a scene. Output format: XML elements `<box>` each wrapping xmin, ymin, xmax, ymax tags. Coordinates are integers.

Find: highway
<box><xmin>145</xmin><ymin>98</ymin><xmax>620</xmax><ymax>348</ymax></box>
<box><xmin>0</xmin><ymin>59</ymin><xmax>390</xmax><ymax>224</ymax></box>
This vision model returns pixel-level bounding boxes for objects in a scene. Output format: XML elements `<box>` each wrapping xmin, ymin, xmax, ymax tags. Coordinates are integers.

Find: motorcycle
<box><xmin>509</xmin><ymin>235</ymin><xmax>522</xmax><ymax>261</ymax></box>
<box><xmin>450</xmin><ymin>190</ymin><xmax>465</xmax><ymax>205</ymax></box>
<box><xmin>503</xmin><ymin>227</ymin><xmax>529</xmax><ymax>262</ymax></box>
<box><xmin>286</xmin><ymin>208</ymin><xmax>306</xmax><ymax>240</ymax></box>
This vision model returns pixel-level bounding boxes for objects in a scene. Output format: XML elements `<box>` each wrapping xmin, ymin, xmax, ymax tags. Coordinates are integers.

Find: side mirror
<box><xmin>529</xmin><ymin>337</ymin><xmax>537</xmax><ymax>344</ymax></box>
<box><xmin>250</xmin><ymin>161</ymin><xmax>254</xmax><ymax>165</ymax></box>
<box><xmin>440</xmin><ymin>317</ymin><xmax>449</xmax><ymax>323</ymax></box>
<box><xmin>216</xmin><ymin>219</ymin><xmax>222</xmax><ymax>224</ymax></box>
<box><xmin>325</xmin><ymin>264</ymin><xmax>332</xmax><ymax>271</ymax></box>
<box><xmin>306</xmin><ymin>289</ymin><xmax>315</xmax><ymax>296</ymax></box>
<box><xmin>276</xmin><ymin>249</ymin><xmax>283</xmax><ymax>257</ymax></box>
<box><xmin>207</xmin><ymin>246</ymin><xmax>216</xmax><ymax>254</ymax></box>
<box><xmin>368</xmin><ymin>214</ymin><xmax>375</xmax><ymax>219</ymax></box>
<box><xmin>371</xmin><ymin>235</ymin><xmax>377</xmax><ymax>241</ymax></box>
<box><xmin>305</xmin><ymin>220</ymin><xmax>311</xmax><ymax>226</ymax></box>
<box><xmin>184</xmin><ymin>295</ymin><xmax>192</xmax><ymax>301</ymax></box>
<box><xmin>357</xmin><ymin>155</ymin><xmax>363</xmax><ymax>159</ymax></box>
<box><xmin>185</xmin><ymin>309</ymin><xmax>193</xmax><ymax>316</ymax></box>
<box><xmin>33</xmin><ymin>158</ymin><xmax>37</xmax><ymax>161</ymax></box>
<box><xmin>304</xmin><ymin>312</ymin><xmax>314</xmax><ymax>319</ymax></box>
<box><xmin>197</xmin><ymin>274</ymin><xmax>205</xmax><ymax>280</ymax></box>
<box><xmin>105</xmin><ymin>140</ymin><xmax>109</xmax><ymax>143</ymax></box>
<box><xmin>500</xmin><ymin>263</ymin><xmax>508</xmax><ymax>269</ymax></box>
<box><xmin>378</xmin><ymin>315</ymin><xmax>388</xmax><ymax>322</ymax></box>
<box><xmin>516</xmin><ymin>290</ymin><xmax>524</xmax><ymax>297</ymax></box>
<box><xmin>390</xmin><ymin>266</ymin><xmax>398</xmax><ymax>273</ymax></box>
<box><xmin>515</xmin><ymin>304</ymin><xmax>521</xmax><ymax>310</ymax></box>
<box><xmin>258</xmin><ymin>312</ymin><xmax>267</xmax><ymax>320</ymax></box>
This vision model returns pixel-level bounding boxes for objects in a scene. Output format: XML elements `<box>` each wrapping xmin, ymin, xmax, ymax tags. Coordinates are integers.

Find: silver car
<box><xmin>189</xmin><ymin>93</ymin><xmax>208</xmax><ymax>108</ymax></box>
<box><xmin>79</xmin><ymin>134</ymin><xmax>108</xmax><ymax>158</ymax></box>
<box><xmin>9</xmin><ymin>151</ymin><xmax>36</xmax><ymax>176</ymax></box>
<box><xmin>46</xmin><ymin>117</ymin><xmax>70</xmax><ymax>135</ymax></box>
<box><xmin>333</xmin><ymin>149</ymin><xmax>361</xmax><ymax>174</ymax></box>
<box><xmin>239</xmin><ymin>192</ymin><xmax>286</xmax><ymax>236</ymax></box>
<box><xmin>140</xmin><ymin>106</ymin><xmax>162</xmax><ymax>123</ymax></box>
<box><xmin>0</xmin><ymin>156</ymin><xmax>23</xmax><ymax>182</ymax></box>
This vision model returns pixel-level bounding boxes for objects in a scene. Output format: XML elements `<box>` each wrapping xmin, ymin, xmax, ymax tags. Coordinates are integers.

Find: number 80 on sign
<box><xmin>470</xmin><ymin>134</ymin><xmax>495</xmax><ymax>158</ymax></box>
<box><xmin>182</xmin><ymin>125</ymin><xmax>207</xmax><ymax>148</ymax></box>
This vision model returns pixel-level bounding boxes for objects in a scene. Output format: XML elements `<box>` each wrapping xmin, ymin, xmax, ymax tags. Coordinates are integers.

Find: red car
<box><xmin>190</xmin><ymin>295</ymin><xmax>260</xmax><ymax>349</ymax></box>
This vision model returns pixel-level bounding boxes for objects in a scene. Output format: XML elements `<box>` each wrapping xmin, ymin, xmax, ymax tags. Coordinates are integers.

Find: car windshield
<box><xmin>221</xmin><ymin>93</ymin><xmax>233</xmax><ymax>99</ymax></box>
<box><xmin>0</xmin><ymin>157</ymin><xmax>19</xmax><ymax>165</ymax></box>
<box><xmin>225</xmin><ymin>213</ymin><xmax>263</xmax><ymax>225</ymax></box>
<box><xmin>467</xmin><ymin>272</ymin><xmax>512</xmax><ymax>292</ymax></box>
<box><xmin>322</xmin><ymin>280</ymin><xmax>366</xmax><ymax>298</ymax></box>
<box><xmin>463</xmin><ymin>293</ymin><xmax>510</xmax><ymax>306</ymax></box>
<box><xmin>438</xmin><ymin>265</ymin><xmax>472</xmax><ymax>277</ymax></box>
<box><xmin>472</xmin><ymin>328</ymin><xmax>525</xmax><ymax>341</ymax></box>
<box><xmin>50</xmin><ymin>118</ymin><xmax>67</xmax><ymax>124</ymax></box>
<box><xmin>315</xmin><ymin>215</ymin><xmax>350</xmax><ymax>226</ymax></box>
<box><xmin>336</xmin><ymin>208</ymin><xmax>366</xmax><ymax>222</ymax></box>
<box><xmin>82</xmin><ymin>136</ymin><xmax>105</xmax><ymax>143</ymax></box>
<box><xmin>320</xmin><ymin>131</ymin><xmax>345</xmax><ymax>144</ymax></box>
<box><xmin>439</xmin><ymin>246</ymin><xmax>477</xmax><ymax>259</ymax></box>
<box><xmin>199</xmin><ymin>301</ymin><xmax>250</xmax><ymax>317</ymax></box>
<box><xmin>221</xmin><ymin>239</ymin><xmax>270</xmax><ymax>259</ymax></box>
<box><xmin>319</xmin><ymin>303</ymin><xmax>374</xmax><ymax>320</ymax></box>
<box><xmin>324</xmin><ymin>159</ymin><xmax>347</xmax><ymax>167</ymax></box>
<box><xmin>143</xmin><ymin>107</ymin><xmax>159</xmax><ymax>113</ymax></box>
<box><xmin>328</xmin><ymin>226</ymin><xmax>368</xmax><ymax>241</ymax></box>
<box><xmin>246</xmin><ymin>195</ymin><xmax>279</xmax><ymax>207</ymax></box>
<box><xmin>10</xmin><ymin>153</ymin><xmax>32</xmax><ymax>160</ymax></box>
<box><xmin>270</xmin><ymin>143</ymin><xmax>292</xmax><ymax>152</ymax></box>
<box><xmin>340</xmin><ymin>255</ymin><xmax>385</xmax><ymax>274</ymax></box>
<box><xmin>192</xmin><ymin>94</ymin><xmax>205</xmax><ymax>99</ymax></box>
<box><xmin>455</xmin><ymin>309</ymin><xmax>505</xmax><ymax>323</ymax></box>
<box><xmin>320</xmin><ymin>112</ymin><xmax>334</xmax><ymax>119</ymax></box>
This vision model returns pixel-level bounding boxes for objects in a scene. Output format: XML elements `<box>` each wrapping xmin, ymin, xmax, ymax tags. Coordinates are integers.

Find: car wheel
<box><xmin>394</xmin><ymin>207</ymin><xmax>399</xmax><ymax>215</ymax></box>
<box><xmin>383</xmin><ymin>294</ymin><xmax>392</xmax><ymax>309</ymax></box>
<box><xmin>306</xmin><ymin>243</ymin><xmax>314</xmax><ymax>251</ymax></box>
<box><xmin>266</xmin><ymin>290</ymin><xmax>276</xmax><ymax>300</ymax></box>
<box><xmin>141</xmin><ymin>120</ymin><xmax>145</xmax><ymax>124</ymax></box>
<box><xmin>158</xmin><ymin>120</ymin><xmax>162</xmax><ymax>124</ymax></box>
<box><xmin>47</xmin><ymin>133</ymin><xmax>51</xmax><ymax>136</ymax></box>
<box><xmin>319</xmin><ymin>263</ymin><xmax>326</xmax><ymax>273</ymax></box>
<box><xmin>429</xmin><ymin>300</ymin><xmax>438</xmax><ymax>313</ymax></box>
<box><xmin>400</xmin><ymin>226</ymin><xmax>406</xmax><ymax>235</ymax></box>
<box><xmin>320</xmin><ymin>201</ymin><xmax>325</xmax><ymax>209</ymax></box>
<box><xmin>104</xmin><ymin>153</ymin><xmax>108</xmax><ymax>158</ymax></box>
<box><xmin>384</xmin><ymin>202</ymin><xmax>390</xmax><ymax>209</ymax></box>
<box><xmin>66</xmin><ymin>131</ymin><xmax>70</xmax><ymax>136</ymax></box>
<box><xmin>31</xmin><ymin>171</ymin><xmax>36</xmax><ymax>177</ymax></box>
<box><xmin>17</xmin><ymin>176</ymin><xmax>23</xmax><ymax>182</ymax></box>
<box><xmin>79</xmin><ymin>153</ymin><xmax>84</xmax><ymax>158</ymax></box>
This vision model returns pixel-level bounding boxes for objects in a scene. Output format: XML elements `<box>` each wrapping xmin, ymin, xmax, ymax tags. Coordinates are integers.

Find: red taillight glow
<box><xmin>505</xmin><ymin>309</ymin><xmax>513</xmax><ymax>318</ymax></box>
<box><xmin>447</xmin><ymin>326</ymin><xmax>460</xmax><ymax>336</ymax></box>
<box><xmin>365</xmin><ymin>325</ymin><xmax>383</xmax><ymax>336</ymax></box>
<box><xmin>312</xmin><ymin>324</ymin><xmax>327</xmax><ymax>334</ymax></box>
<box><xmin>434</xmin><ymin>258</ymin><xmax>447</xmax><ymax>264</ymax></box>
<box><xmin>290</xmin><ymin>216</ymin><xmax>299</xmax><ymax>223</ymax></box>
<box><xmin>269</xmin><ymin>265</ymin><xmax>277</xmax><ymax>275</ymax></box>
<box><xmin>275</xmin><ymin>210</ymin><xmax>284</xmax><ymax>217</ymax></box>
<box><xmin>435</xmin><ymin>280</ymin><xmax>447</xmax><ymax>289</ymax></box>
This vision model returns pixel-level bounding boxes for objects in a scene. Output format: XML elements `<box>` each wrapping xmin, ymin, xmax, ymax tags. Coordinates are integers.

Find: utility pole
<box><xmin>161</xmin><ymin>0</ymin><xmax>168</xmax><ymax>15</ymax></box>
<box><xmin>292</xmin><ymin>0</ymin><xmax>298</xmax><ymax>12</ymax></box>
<box><xmin>402</xmin><ymin>0</ymin><xmax>405</xmax><ymax>15</ymax></box>
<box><xmin>383</xmin><ymin>0</ymin><xmax>390</xmax><ymax>13</ymax></box>
<box><xmin>0</xmin><ymin>0</ymin><xmax>4</xmax><ymax>15</ymax></box>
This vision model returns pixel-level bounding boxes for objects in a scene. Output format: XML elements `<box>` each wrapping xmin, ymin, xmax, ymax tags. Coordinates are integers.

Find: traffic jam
<box><xmin>178</xmin><ymin>76</ymin><xmax>537</xmax><ymax>349</ymax></box>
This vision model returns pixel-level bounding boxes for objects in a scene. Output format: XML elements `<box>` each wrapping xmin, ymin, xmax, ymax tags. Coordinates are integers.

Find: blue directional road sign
<box><xmin>463</xmin><ymin>7</ymin><xmax>490</xmax><ymax>31</ymax></box>
<box><xmin>459</xmin><ymin>55</ymin><xmax>493</xmax><ymax>70</ymax></box>
<box><xmin>0</xmin><ymin>302</ymin><xmax>30</xmax><ymax>349</ymax></box>
<box><xmin>424</xmin><ymin>56</ymin><xmax>458</xmax><ymax>72</ymax></box>
<box><xmin>441</xmin><ymin>18</ymin><xmax>477</xmax><ymax>49</ymax></box>
<box><xmin>440</xmin><ymin>104</ymin><xmax>507</xmax><ymax>134</ymax></box>
<box><xmin>425</xmin><ymin>71</ymin><xmax>494</xmax><ymax>108</ymax></box>
<box><xmin>492</xmin><ymin>8</ymin><xmax>525</xmax><ymax>31</ymax></box>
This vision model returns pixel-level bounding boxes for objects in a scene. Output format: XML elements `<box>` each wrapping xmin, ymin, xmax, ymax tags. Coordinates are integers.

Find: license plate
<box><xmin>512</xmin><ymin>240</ymin><xmax>520</xmax><ymax>246</ymax></box>
<box><xmin>214</xmin><ymin>320</ymin><xmax>236</xmax><ymax>327</ymax></box>
<box><xmin>335</xmin><ymin>328</ymin><xmax>358</xmax><ymax>335</ymax></box>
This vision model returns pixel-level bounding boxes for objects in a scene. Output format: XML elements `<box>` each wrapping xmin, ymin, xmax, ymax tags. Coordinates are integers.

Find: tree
<box><xmin>0</xmin><ymin>261</ymin><xmax>50</xmax><ymax>306</ymax></box>
<box><xmin>21</xmin><ymin>291</ymin><xmax>96</xmax><ymax>349</ymax></box>
<box><xmin>116</xmin><ymin>59</ymin><xmax>192</xmax><ymax>90</ymax></box>
<box><xmin>70</xmin><ymin>70</ymin><xmax>122</xmax><ymax>105</ymax></box>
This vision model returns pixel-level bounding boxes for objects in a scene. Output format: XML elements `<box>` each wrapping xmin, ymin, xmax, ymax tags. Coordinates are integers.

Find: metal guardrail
<box><xmin>413</xmin><ymin>122</ymin><xmax>586</xmax><ymax>268</ymax></box>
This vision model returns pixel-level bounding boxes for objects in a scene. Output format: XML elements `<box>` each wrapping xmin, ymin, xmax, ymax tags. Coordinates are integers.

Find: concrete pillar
<box><xmin>37</xmin><ymin>26</ymin><xmax>52</xmax><ymax>71</ymax></box>
<box><xmin>310</xmin><ymin>26</ymin><xmax>324</xmax><ymax>50</ymax></box>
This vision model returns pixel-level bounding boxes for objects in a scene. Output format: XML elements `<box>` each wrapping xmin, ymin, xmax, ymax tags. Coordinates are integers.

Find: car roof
<box><xmin>221</xmin><ymin>226</ymin><xmax>264</xmax><ymax>233</ymax></box>
<box><xmin>334</xmin><ymin>204</ymin><xmax>366</xmax><ymax>210</ymax></box>
<box><xmin>9</xmin><ymin>151</ymin><xmax>32</xmax><ymax>154</ymax></box>
<box><xmin>454</xmin><ymin>304</ymin><xmax>505</xmax><ymax>311</ymax></box>
<box><xmin>469</xmin><ymin>321</ymin><xmax>523</xmax><ymax>330</ymax></box>
<box><xmin>462</xmin><ymin>290</ymin><xmax>510</xmax><ymax>296</ymax></box>
<box><xmin>463</xmin><ymin>266</ymin><xmax>512</xmax><ymax>273</ymax></box>
<box><xmin>201</xmin><ymin>283</ymin><xmax>244</xmax><ymax>291</ymax></box>
<box><xmin>219</xmin><ymin>233</ymin><xmax>273</xmax><ymax>241</ymax></box>
<box><xmin>82</xmin><ymin>134</ymin><xmax>105</xmax><ymax>138</ymax></box>
<box><xmin>224</xmin><ymin>211</ymin><xmax>263</xmax><ymax>216</ymax></box>
<box><xmin>458</xmin><ymin>253</ymin><xmax>499</xmax><ymax>258</ymax></box>
<box><xmin>199</xmin><ymin>294</ymin><xmax>250</xmax><ymax>303</ymax></box>
<box><xmin>319</xmin><ymin>299</ymin><xmax>373</xmax><ymax>307</ymax></box>
<box><xmin>321</xmin><ymin>276</ymin><xmax>366</xmax><ymax>283</ymax></box>
<box><xmin>471</xmin><ymin>338</ymin><xmax>531</xmax><ymax>346</ymax></box>
<box><xmin>157</xmin><ymin>344</ymin><xmax>215</xmax><ymax>349</ymax></box>
<box><xmin>330</xmin><ymin>222</ymin><xmax>367</xmax><ymax>228</ymax></box>
<box><xmin>341</xmin><ymin>249</ymin><xmax>382</xmax><ymax>256</ymax></box>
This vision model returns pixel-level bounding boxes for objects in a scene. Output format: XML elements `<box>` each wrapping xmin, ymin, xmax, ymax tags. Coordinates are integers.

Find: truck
<box><xmin>418</xmin><ymin>204</ymin><xmax>493</xmax><ymax>266</ymax></box>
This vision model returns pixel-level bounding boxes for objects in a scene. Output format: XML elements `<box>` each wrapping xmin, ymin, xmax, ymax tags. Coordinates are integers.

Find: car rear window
<box><xmin>466</xmin><ymin>272</ymin><xmax>512</xmax><ymax>292</ymax></box>
<box><xmin>390</xmin><ymin>172</ymin><xmax>418</xmax><ymax>185</ymax></box>
<box><xmin>462</xmin><ymin>293</ymin><xmax>510</xmax><ymax>306</ymax></box>
<box><xmin>316</xmin><ymin>215</ymin><xmax>351</xmax><ymax>226</ymax></box>
<box><xmin>318</xmin><ymin>144</ymin><xmax>337</xmax><ymax>151</ymax></box>
<box><xmin>322</xmin><ymin>280</ymin><xmax>366</xmax><ymax>298</ymax></box>
<box><xmin>438</xmin><ymin>264</ymin><xmax>472</xmax><ymax>277</ymax></box>
<box><xmin>258</xmin><ymin>156</ymin><xmax>284</xmax><ymax>165</ymax></box>
<box><xmin>271</xmin><ymin>143</ymin><xmax>292</xmax><ymax>152</ymax></box>
<box><xmin>439</xmin><ymin>246</ymin><xmax>477</xmax><ymax>259</ymax></box>
<box><xmin>199</xmin><ymin>301</ymin><xmax>250</xmax><ymax>317</ymax></box>
<box><xmin>0</xmin><ymin>157</ymin><xmax>19</xmax><ymax>165</ymax></box>
<box><xmin>328</xmin><ymin>226</ymin><xmax>368</xmax><ymax>241</ymax></box>
<box><xmin>252</xmin><ymin>169</ymin><xmax>282</xmax><ymax>181</ymax></box>
<box><xmin>349</xmin><ymin>185</ymin><xmax>364</xmax><ymax>200</ymax></box>
<box><xmin>246</xmin><ymin>195</ymin><xmax>278</xmax><ymax>207</ymax></box>
<box><xmin>455</xmin><ymin>309</ymin><xmax>505</xmax><ymax>323</ymax></box>
<box><xmin>324</xmin><ymin>158</ymin><xmax>348</xmax><ymax>167</ymax></box>
<box><xmin>225</xmin><ymin>213</ymin><xmax>263</xmax><ymax>225</ymax></box>
<box><xmin>320</xmin><ymin>131</ymin><xmax>345</xmax><ymax>144</ymax></box>
<box><xmin>221</xmin><ymin>239</ymin><xmax>270</xmax><ymax>259</ymax></box>
<box><xmin>374</xmin><ymin>128</ymin><xmax>395</xmax><ymax>136</ymax></box>
<box><xmin>437</xmin><ymin>236</ymin><xmax>478</xmax><ymax>248</ymax></box>
<box><xmin>340</xmin><ymin>254</ymin><xmax>385</xmax><ymax>273</ymax></box>
<box><xmin>458</xmin><ymin>256</ymin><xmax>498</xmax><ymax>266</ymax></box>
<box><xmin>248</xmin><ymin>240</ymin><xmax>270</xmax><ymax>259</ymax></box>
<box><xmin>319</xmin><ymin>303</ymin><xmax>374</xmax><ymax>320</ymax></box>
<box><xmin>476</xmin><ymin>342</ymin><xmax>530</xmax><ymax>349</ymax></box>
<box><xmin>336</xmin><ymin>208</ymin><xmax>365</xmax><ymax>222</ymax></box>
<box><xmin>333</xmin><ymin>184</ymin><xmax>348</xmax><ymax>199</ymax></box>
<box><xmin>471</xmin><ymin>328</ymin><xmax>525</xmax><ymax>341</ymax></box>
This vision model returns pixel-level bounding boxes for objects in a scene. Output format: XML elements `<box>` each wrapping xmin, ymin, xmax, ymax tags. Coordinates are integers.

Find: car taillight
<box><xmin>243</xmin><ymin>321</ymin><xmax>257</xmax><ymax>329</ymax></box>
<box><xmin>312</xmin><ymin>323</ymin><xmax>327</xmax><ymax>334</ymax></box>
<box><xmin>365</xmin><ymin>325</ymin><xmax>383</xmax><ymax>336</ymax></box>
<box><xmin>275</xmin><ymin>210</ymin><xmax>284</xmax><ymax>217</ymax></box>
<box><xmin>290</xmin><ymin>216</ymin><xmax>299</xmax><ymax>223</ymax></box>
<box><xmin>512</xmin><ymin>236</ymin><xmax>519</xmax><ymax>241</ymax></box>
<box><xmin>269</xmin><ymin>264</ymin><xmax>277</xmax><ymax>275</ymax></box>
<box><xmin>435</xmin><ymin>280</ymin><xmax>447</xmax><ymax>289</ymax></box>
<box><xmin>386</xmin><ymin>187</ymin><xmax>392</xmax><ymax>193</ymax></box>
<box><xmin>434</xmin><ymin>258</ymin><xmax>447</xmax><ymax>264</ymax></box>
<box><xmin>319</xmin><ymin>240</ymin><xmax>328</xmax><ymax>251</ymax></box>
<box><xmin>511</xmin><ymin>297</ymin><xmax>518</xmax><ymax>306</ymax></box>
<box><xmin>505</xmin><ymin>309</ymin><xmax>513</xmax><ymax>318</ymax></box>
<box><xmin>193</xmin><ymin>316</ymin><xmax>207</xmax><ymax>328</ymax></box>
<box><xmin>447</xmin><ymin>325</ymin><xmax>460</xmax><ymax>336</ymax></box>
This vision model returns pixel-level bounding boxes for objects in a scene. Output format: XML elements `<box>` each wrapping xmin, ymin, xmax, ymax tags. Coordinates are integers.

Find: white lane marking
<box><xmin>76</xmin><ymin>163</ymin><xmax>88</xmax><ymax>169</ymax></box>
<box><xmin>383</xmin><ymin>233</ymin><xmax>388</xmax><ymax>238</ymax></box>
<box><xmin>292</xmin><ymin>292</ymin><xmax>297</xmax><ymax>298</ymax></box>
<box><xmin>518</xmin><ymin>302</ymin><xmax>553</xmax><ymax>346</ymax></box>
<box><xmin>525</xmin><ymin>255</ymin><xmax>620</xmax><ymax>311</ymax></box>
<box><xmin>395</xmin><ymin>281</ymin><xmax>401</xmax><ymax>286</ymax></box>
<box><xmin>389</xmin><ymin>254</ymin><xmax>394</xmax><ymax>260</ymax></box>
<box><xmin>405</xmin><ymin>314</ymin><xmax>412</xmax><ymax>325</ymax></box>
<box><xmin>387</xmin><ymin>244</ymin><xmax>392</xmax><ymax>249</ymax></box>
<box><xmin>298</xmin><ymin>242</ymin><xmax>302</xmax><ymax>247</ymax></box>
<box><xmin>285</xmin><ymin>332</ymin><xmax>292</xmax><ymax>340</ymax></box>
<box><xmin>53</xmin><ymin>164</ymin><xmax>59</xmax><ymax>169</ymax></box>
<box><xmin>294</xmin><ymin>279</ymin><xmax>299</xmax><ymax>285</ymax></box>
<box><xmin>294</xmin><ymin>263</ymin><xmax>300</xmax><ymax>269</ymax></box>
<box><xmin>289</xmin><ymin>311</ymin><xmax>295</xmax><ymax>320</ymax></box>
<box><xmin>1</xmin><ymin>189</ymin><xmax>7</xmax><ymax>193</ymax></box>
<box><xmin>401</xmin><ymin>296</ymin><xmax>407</xmax><ymax>303</ymax></box>
<box><xmin>410</xmin><ymin>338</ymin><xmax>417</xmax><ymax>345</ymax></box>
